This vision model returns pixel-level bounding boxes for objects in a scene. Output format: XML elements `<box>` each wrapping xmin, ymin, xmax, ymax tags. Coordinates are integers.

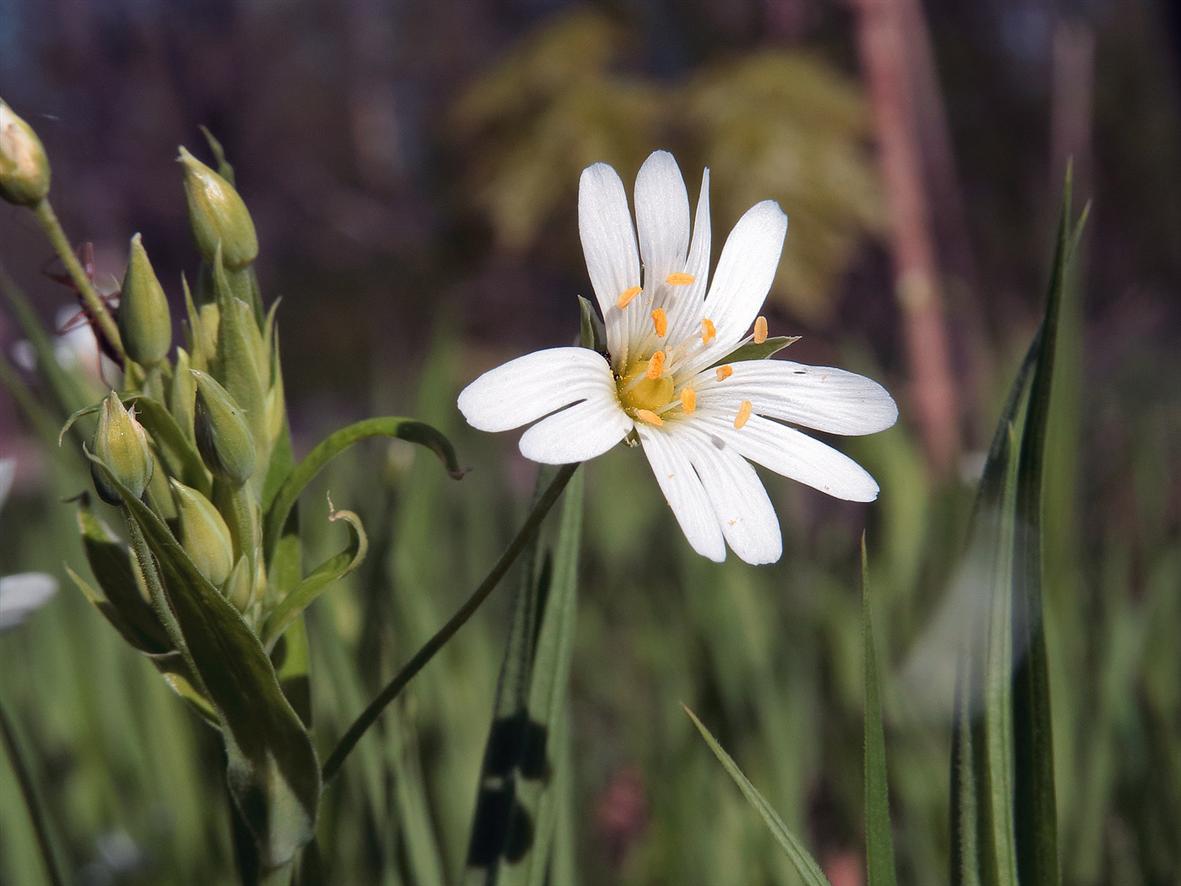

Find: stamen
<box><xmin>616</xmin><ymin>286</ymin><xmax>642</xmax><ymax>309</ymax></box>
<box><xmin>680</xmin><ymin>387</ymin><xmax>696</xmax><ymax>414</ymax></box>
<box><xmin>635</xmin><ymin>409</ymin><xmax>664</xmax><ymax>427</ymax></box>
<box><xmin>651</xmin><ymin>307</ymin><xmax>668</xmax><ymax>337</ymax></box>
<box><xmin>734</xmin><ymin>400</ymin><xmax>753</xmax><ymax>429</ymax></box>
<box><xmin>645</xmin><ymin>350</ymin><xmax>666</xmax><ymax>379</ymax></box>
<box><xmin>701</xmin><ymin>318</ymin><xmax>716</xmax><ymax>344</ymax></box>
<box><xmin>753</xmin><ymin>315</ymin><xmax>768</xmax><ymax>345</ymax></box>
<box><xmin>715</xmin><ymin>365</ymin><xmax>733</xmax><ymax>382</ymax></box>
<box><xmin>666</xmin><ymin>272</ymin><xmax>695</xmax><ymax>286</ymax></box>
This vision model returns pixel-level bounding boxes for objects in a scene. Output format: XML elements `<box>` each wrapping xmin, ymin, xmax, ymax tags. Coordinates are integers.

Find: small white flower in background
<box><xmin>0</xmin><ymin>459</ymin><xmax>58</xmax><ymax>631</ymax></box>
<box><xmin>459</xmin><ymin>151</ymin><xmax>898</xmax><ymax>564</ymax></box>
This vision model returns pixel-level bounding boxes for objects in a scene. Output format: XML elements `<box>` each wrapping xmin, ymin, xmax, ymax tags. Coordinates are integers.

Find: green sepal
<box><xmin>711</xmin><ymin>335</ymin><xmax>800</xmax><ymax>367</ymax></box>
<box><xmin>577</xmin><ymin>295</ymin><xmax>606</xmax><ymax>352</ymax></box>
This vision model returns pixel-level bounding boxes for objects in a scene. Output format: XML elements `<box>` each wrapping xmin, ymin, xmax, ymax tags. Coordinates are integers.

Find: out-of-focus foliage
<box><xmin>451</xmin><ymin>9</ymin><xmax>881</xmax><ymax>324</ymax></box>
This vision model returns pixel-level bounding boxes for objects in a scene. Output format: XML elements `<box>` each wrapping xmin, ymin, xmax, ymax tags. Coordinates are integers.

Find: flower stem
<box><xmin>0</xmin><ymin>699</ymin><xmax>66</xmax><ymax>886</ymax></box>
<box><xmin>31</xmin><ymin>198</ymin><xmax>125</xmax><ymax>361</ymax></box>
<box><xmin>321</xmin><ymin>461</ymin><xmax>580</xmax><ymax>784</ymax></box>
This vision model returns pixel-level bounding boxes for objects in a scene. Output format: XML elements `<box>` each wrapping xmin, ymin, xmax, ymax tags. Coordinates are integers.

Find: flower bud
<box><xmin>91</xmin><ymin>392</ymin><xmax>153</xmax><ymax>504</ymax></box>
<box><xmin>118</xmin><ymin>234</ymin><xmax>172</xmax><ymax>366</ymax></box>
<box><xmin>192</xmin><ymin>370</ymin><xmax>256</xmax><ymax>485</ymax></box>
<box><xmin>178</xmin><ymin>146</ymin><xmax>258</xmax><ymax>270</ymax></box>
<box><xmin>0</xmin><ymin>100</ymin><xmax>50</xmax><ymax>206</ymax></box>
<box><xmin>170</xmin><ymin>479</ymin><xmax>234</xmax><ymax>585</ymax></box>
<box><xmin>222</xmin><ymin>555</ymin><xmax>254</xmax><ymax>612</ymax></box>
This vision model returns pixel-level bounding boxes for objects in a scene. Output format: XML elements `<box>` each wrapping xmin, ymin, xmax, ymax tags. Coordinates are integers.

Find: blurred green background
<box><xmin>1</xmin><ymin>1</ymin><xmax>1179</xmax><ymax>884</ymax></box>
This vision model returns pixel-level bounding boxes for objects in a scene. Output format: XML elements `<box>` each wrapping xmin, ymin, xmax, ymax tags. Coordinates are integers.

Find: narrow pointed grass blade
<box><xmin>684</xmin><ymin>706</ymin><xmax>832</xmax><ymax>886</ymax></box>
<box><xmin>862</xmin><ymin>538</ymin><xmax>898</xmax><ymax>886</ymax></box>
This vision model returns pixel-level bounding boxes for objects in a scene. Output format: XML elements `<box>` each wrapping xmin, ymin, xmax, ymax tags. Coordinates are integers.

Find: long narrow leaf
<box><xmin>684</xmin><ymin>706</ymin><xmax>832</xmax><ymax>886</ymax></box>
<box><xmin>264</xmin><ymin>417</ymin><xmax>463</xmax><ymax>558</ymax></box>
<box><xmin>87</xmin><ymin>451</ymin><xmax>321</xmax><ymax>870</ymax></box>
<box><xmin>862</xmin><ymin>538</ymin><xmax>897</xmax><ymax>886</ymax></box>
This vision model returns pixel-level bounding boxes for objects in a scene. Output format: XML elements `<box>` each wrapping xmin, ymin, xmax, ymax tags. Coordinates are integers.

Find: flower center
<box><xmin>617</xmin><ymin>357</ymin><xmax>674</xmax><ymax>416</ymax></box>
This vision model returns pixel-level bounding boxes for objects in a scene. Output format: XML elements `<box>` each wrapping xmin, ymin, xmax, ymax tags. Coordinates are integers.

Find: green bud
<box><xmin>222</xmin><ymin>555</ymin><xmax>254</xmax><ymax>612</ymax></box>
<box><xmin>192</xmin><ymin>370</ymin><xmax>256</xmax><ymax>485</ymax></box>
<box><xmin>0</xmin><ymin>100</ymin><xmax>50</xmax><ymax>206</ymax></box>
<box><xmin>118</xmin><ymin>234</ymin><xmax>172</xmax><ymax>366</ymax></box>
<box><xmin>178</xmin><ymin>146</ymin><xmax>258</xmax><ymax>270</ymax></box>
<box><xmin>170</xmin><ymin>348</ymin><xmax>196</xmax><ymax>444</ymax></box>
<box><xmin>170</xmin><ymin>479</ymin><xmax>234</xmax><ymax>585</ymax></box>
<box><xmin>92</xmin><ymin>392</ymin><xmax>154</xmax><ymax>504</ymax></box>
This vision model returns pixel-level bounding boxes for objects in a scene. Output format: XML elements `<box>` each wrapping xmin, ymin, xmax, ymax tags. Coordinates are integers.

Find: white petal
<box><xmin>0</xmin><ymin>572</ymin><xmax>58</xmax><ymax>630</ymax></box>
<box><xmin>687</xmin><ymin>200</ymin><xmax>787</xmax><ymax>372</ymax></box>
<box><xmin>634</xmin><ymin>150</ymin><xmax>691</xmax><ymax>291</ymax></box>
<box><xmin>458</xmin><ymin>348</ymin><xmax>615</xmax><ymax>432</ymax></box>
<box><xmin>637</xmin><ymin>425</ymin><xmax>726</xmax><ymax>562</ymax></box>
<box><xmin>665</xmin><ymin>168</ymin><xmax>711</xmax><ymax>346</ymax></box>
<box><xmin>579</xmin><ymin>163</ymin><xmax>640</xmax><ymax>359</ymax></box>
<box><xmin>695</xmin><ymin>361</ymin><xmax>898</xmax><ymax>435</ymax></box>
<box><xmin>679</xmin><ymin>425</ymin><xmax>782</xmax><ymax>565</ymax></box>
<box><xmin>518</xmin><ymin>390</ymin><xmax>632</xmax><ymax>464</ymax></box>
<box><xmin>702</xmin><ymin>412</ymin><xmax>880</xmax><ymax>502</ymax></box>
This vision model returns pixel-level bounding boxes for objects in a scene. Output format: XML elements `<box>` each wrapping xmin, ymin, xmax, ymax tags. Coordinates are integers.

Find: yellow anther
<box><xmin>734</xmin><ymin>400</ymin><xmax>753</xmax><ymax>430</ymax></box>
<box><xmin>666</xmin><ymin>272</ymin><xmax>695</xmax><ymax>286</ymax></box>
<box><xmin>701</xmin><ymin>318</ymin><xmax>716</xmax><ymax>344</ymax></box>
<box><xmin>645</xmin><ymin>350</ymin><xmax>666</xmax><ymax>380</ymax></box>
<box><xmin>680</xmin><ymin>387</ymin><xmax>697</xmax><ymax>414</ymax></box>
<box><xmin>753</xmin><ymin>315</ymin><xmax>768</xmax><ymax>345</ymax></box>
<box><xmin>715</xmin><ymin>365</ymin><xmax>733</xmax><ymax>382</ymax></box>
<box><xmin>635</xmin><ymin>409</ymin><xmax>664</xmax><ymax>427</ymax></box>
<box><xmin>616</xmin><ymin>285</ymin><xmax>642</xmax><ymax>309</ymax></box>
<box><xmin>651</xmin><ymin>307</ymin><xmax>668</xmax><ymax>337</ymax></box>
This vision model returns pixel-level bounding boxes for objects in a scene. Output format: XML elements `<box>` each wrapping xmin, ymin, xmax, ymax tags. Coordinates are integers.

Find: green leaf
<box><xmin>862</xmin><ymin>539</ymin><xmax>897</xmax><ymax>886</ymax></box>
<box><xmin>261</xmin><ymin>501</ymin><xmax>369</xmax><ymax>649</ymax></box>
<box><xmin>86</xmin><ymin>451</ymin><xmax>321</xmax><ymax>871</ymax></box>
<box><xmin>128</xmin><ymin>395</ymin><xmax>212</xmax><ymax>494</ymax></box>
<box><xmin>949</xmin><ymin>175</ymin><xmax>1085</xmax><ymax>886</ymax></box>
<box><xmin>74</xmin><ymin>496</ymin><xmax>170</xmax><ymax>653</ymax></box>
<box><xmin>710</xmin><ymin>335</ymin><xmax>800</xmax><ymax>367</ymax></box>
<box><xmin>263</xmin><ymin>417</ymin><xmax>464</xmax><ymax>559</ymax></box>
<box><xmin>464</xmin><ymin>465</ymin><xmax>558</xmax><ymax>882</ymax></box>
<box><xmin>513</xmin><ymin>469</ymin><xmax>583</xmax><ymax>886</ymax></box>
<box><xmin>684</xmin><ymin>706</ymin><xmax>832</xmax><ymax>886</ymax></box>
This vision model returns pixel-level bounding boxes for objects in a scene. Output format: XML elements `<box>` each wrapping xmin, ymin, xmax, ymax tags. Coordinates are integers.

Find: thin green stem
<box><xmin>0</xmin><ymin>699</ymin><xmax>66</xmax><ymax>886</ymax></box>
<box><xmin>31</xmin><ymin>199</ymin><xmax>125</xmax><ymax>361</ymax></box>
<box><xmin>321</xmin><ymin>461</ymin><xmax>580</xmax><ymax>784</ymax></box>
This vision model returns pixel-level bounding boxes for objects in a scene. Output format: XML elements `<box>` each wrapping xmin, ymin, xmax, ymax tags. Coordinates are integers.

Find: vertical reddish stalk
<box><xmin>853</xmin><ymin>0</ymin><xmax>959</xmax><ymax>471</ymax></box>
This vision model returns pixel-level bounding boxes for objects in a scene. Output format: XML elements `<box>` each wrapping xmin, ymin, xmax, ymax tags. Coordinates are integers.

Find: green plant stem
<box><xmin>321</xmin><ymin>461</ymin><xmax>580</xmax><ymax>784</ymax></box>
<box><xmin>0</xmin><ymin>699</ymin><xmax>66</xmax><ymax>886</ymax></box>
<box><xmin>31</xmin><ymin>198</ymin><xmax>125</xmax><ymax>361</ymax></box>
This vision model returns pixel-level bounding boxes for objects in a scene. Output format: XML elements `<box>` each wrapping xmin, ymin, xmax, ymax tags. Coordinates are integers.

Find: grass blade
<box><xmin>862</xmin><ymin>538</ymin><xmax>897</xmax><ymax>886</ymax></box>
<box><xmin>684</xmin><ymin>705</ymin><xmax>832</xmax><ymax>886</ymax></box>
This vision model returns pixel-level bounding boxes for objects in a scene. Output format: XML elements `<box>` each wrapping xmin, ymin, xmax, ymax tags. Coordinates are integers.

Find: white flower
<box><xmin>0</xmin><ymin>459</ymin><xmax>58</xmax><ymax>631</ymax></box>
<box><xmin>458</xmin><ymin>151</ymin><xmax>897</xmax><ymax>564</ymax></box>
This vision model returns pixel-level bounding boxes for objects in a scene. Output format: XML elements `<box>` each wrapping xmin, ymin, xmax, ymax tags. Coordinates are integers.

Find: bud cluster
<box><xmin>82</xmin><ymin>137</ymin><xmax>284</xmax><ymax>618</ymax></box>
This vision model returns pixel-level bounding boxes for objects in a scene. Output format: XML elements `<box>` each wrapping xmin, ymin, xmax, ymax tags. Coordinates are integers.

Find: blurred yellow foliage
<box><xmin>451</xmin><ymin>9</ymin><xmax>883</xmax><ymax>325</ymax></box>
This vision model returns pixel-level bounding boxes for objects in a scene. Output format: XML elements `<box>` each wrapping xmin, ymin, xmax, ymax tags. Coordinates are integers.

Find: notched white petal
<box><xmin>695</xmin><ymin>361</ymin><xmax>898</xmax><ymax>435</ymax></box>
<box><xmin>689</xmin><ymin>200</ymin><xmax>787</xmax><ymax>371</ymax></box>
<box><xmin>634</xmin><ymin>150</ymin><xmax>691</xmax><ymax>288</ymax></box>
<box><xmin>679</xmin><ymin>426</ymin><xmax>782</xmax><ymax>565</ymax></box>
<box><xmin>518</xmin><ymin>391</ymin><xmax>631</xmax><ymax>464</ymax></box>
<box><xmin>637</xmin><ymin>425</ymin><xmax>726</xmax><ymax>562</ymax></box>
<box><xmin>579</xmin><ymin>163</ymin><xmax>641</xmax><ymax>356</ymax></box>
<box><xmin>457</xmin><ymin>347</ymin><xmax>615</xmax><ymax>433</ymax></box>
<box><xmin>711</xmin><ymin>413</ymin><xmax>881</xmax><ymax>502</ymax></box>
